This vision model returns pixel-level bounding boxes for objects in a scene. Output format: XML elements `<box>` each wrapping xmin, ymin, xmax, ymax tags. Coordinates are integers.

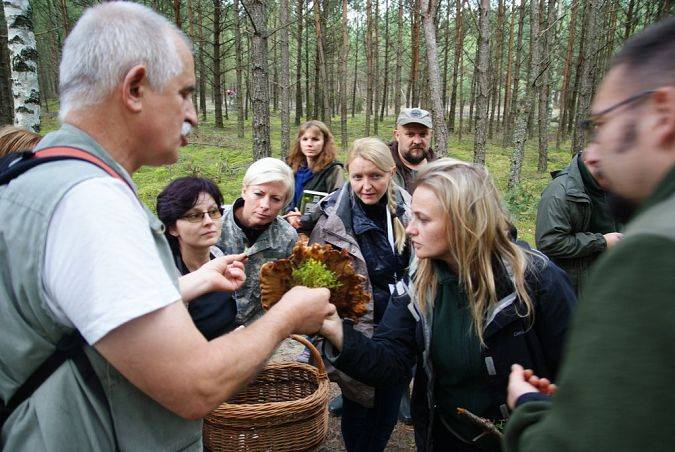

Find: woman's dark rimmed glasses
<box><xmin>181</xmin><ymin>207</ymin><xmax>224</xmax><ymax>223</ymax></box>
<box><xmin>579</xmin><ymin>89</ymin><xmax>657</xmax><ymax>136</ymax></box>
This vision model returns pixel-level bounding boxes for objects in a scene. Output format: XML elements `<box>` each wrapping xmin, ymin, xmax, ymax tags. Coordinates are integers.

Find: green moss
<box><xmin>291</xmin><ymin>258</ymin><xmax>342</xmax><ymax>289</ymax></box>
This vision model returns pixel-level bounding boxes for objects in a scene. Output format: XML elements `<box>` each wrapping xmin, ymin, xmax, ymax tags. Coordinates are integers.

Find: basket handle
<box><xmin>290</xmin><ymin>334</ymin><xmax>327</xmax><ymax>378</ymax></box>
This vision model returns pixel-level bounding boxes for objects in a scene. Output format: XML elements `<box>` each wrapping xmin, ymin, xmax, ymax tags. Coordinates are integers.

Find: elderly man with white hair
<box><xmin>0</xmin><ymin>2</ymin><xmax>333</xmax><ymax>450</ymax></box>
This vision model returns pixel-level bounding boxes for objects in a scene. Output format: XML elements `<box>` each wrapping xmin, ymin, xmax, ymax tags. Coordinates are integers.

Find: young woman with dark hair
<box><xmin>157</xmin><ymin>176</ymin><xmax>239</xmax><ymax>339</ymax></box>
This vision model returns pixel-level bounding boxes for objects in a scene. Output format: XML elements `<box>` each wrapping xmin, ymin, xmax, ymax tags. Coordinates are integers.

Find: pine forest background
<box><xmin>1</xmin><ymin>0</ymin><xmax>673</xmax><ymax>244</ymax></box>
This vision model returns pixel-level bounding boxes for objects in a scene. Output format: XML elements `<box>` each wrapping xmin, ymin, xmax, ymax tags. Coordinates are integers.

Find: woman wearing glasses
<box><xmin>157</xmin><ymin>176</ymin><xmax>240</xmax><ymax>339</ymax></box>
<box><xmin>217</xmin><ymin>158</ymin><xmax>298</xmax><ymax>325</ymax></box>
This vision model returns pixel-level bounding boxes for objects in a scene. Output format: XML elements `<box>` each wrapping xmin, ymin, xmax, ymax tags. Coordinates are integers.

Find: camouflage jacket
<box><xmin>217</xmin><ymin>204</ymin><xmax>298</xmax><ymax>324</ymax></box>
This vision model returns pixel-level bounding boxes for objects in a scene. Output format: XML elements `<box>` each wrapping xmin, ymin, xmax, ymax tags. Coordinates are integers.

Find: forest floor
<box><xmin>41</xmin><ymin>105</ymin><xmax>575</xmax><ymax>450</ymax></box>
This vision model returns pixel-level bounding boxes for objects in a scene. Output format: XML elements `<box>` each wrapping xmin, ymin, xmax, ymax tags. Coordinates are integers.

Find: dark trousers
<box><xmin>431</xmin><ymin>415</ymin><xmax>502</xmax><ymax>452</ymax></box>
<box><xmin>341</xmin><ymin>384</ymin><xmax>405</xmax><ymax>452</ymax></box>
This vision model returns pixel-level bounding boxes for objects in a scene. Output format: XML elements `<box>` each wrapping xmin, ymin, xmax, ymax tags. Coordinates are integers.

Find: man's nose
<box><xmin>186</xmin><ymin>101</ymin><xmax>198</xmax><ymax>127</ymax></box>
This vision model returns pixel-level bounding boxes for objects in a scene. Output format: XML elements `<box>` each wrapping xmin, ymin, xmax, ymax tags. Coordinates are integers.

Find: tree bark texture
<box><xmin>212</xmin><ymin>0</ymin><xmax>224</xmax><ymax>128</ymax></box>
<box><xmin>279</xmin><ymin>0</ymin><xmax>291</xmax><ymax>158</ymax></box>
<box><xmin>234</xmin><ymin>0</ymin><xmax>245</xmax><ymax>137</ymax></box>
<box><xmin>247</xmin><ymin>0</ymin><xmax>271</xmax><ymax>160</ymax></box>
<box><xmin>508</xmin><ymin>0</ymin><xmax>541</xmax><ymax>191</ymax></box>
<box><xmin>473</xmin><ymin>0</ymin><xmax>490</xmax><ymax>164</ymax></box>
<box><xmin>339</xmin><ymin>0</ymin><xmax>349</xmax><ymax>150</ymax></box>
<box><xmin>0</xmin><ymin>4</ymin><xmax>14</xmax><ymax>124</ymax></box>
<box><xmin>3</xmin><ymin>0</ymin><xmax>40</xmax><ymax>132</ymax></box>
<box><xmin>448</xmin><ymin>0</ymin><xmax>462</xmax><ymax>132</ymax></box>
<box><xmin>571</xmin><ymin>0</ymin><xmax>600</xmax><ymax>155</ymax></box>
<box><xmin>294</xmin><ymin>0</ymin><xmax>303</xmax><ymax>125</ymax></box>
<box><xmin>503</xmin><ymin>0</ymin><xmax>526</xmax><ymax>147</ymax></box>
<box><xmin>537</xmin><ymin>0</ymin><xmax>556</xmax><ymax>173</ymax></box>
<box><xmin>364</xmin><ymin>0</ymin><xmax>373</xmax><ymax>135</ymax></box>
<box><xmin>421</xmin><ymin>0</ymin><xmax>448</xmax><ymax>157</ymax></box>
<box><xmin>393</xmin><ymin>0</ymin><xmax>403</xmax><ymax>116</ymax></box>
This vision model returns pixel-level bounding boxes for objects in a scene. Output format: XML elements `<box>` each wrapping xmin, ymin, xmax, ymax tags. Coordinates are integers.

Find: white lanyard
<box><xmin>386</xmin><ymin>208</ymin><xmax>408</xmax><ymax>296</ymax></box>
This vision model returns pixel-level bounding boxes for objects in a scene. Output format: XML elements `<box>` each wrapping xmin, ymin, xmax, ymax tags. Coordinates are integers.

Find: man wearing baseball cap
<box><xmin>389</xmin><ymin>107</ymin><xmax>436</xmax><ymax>192</ymax></box>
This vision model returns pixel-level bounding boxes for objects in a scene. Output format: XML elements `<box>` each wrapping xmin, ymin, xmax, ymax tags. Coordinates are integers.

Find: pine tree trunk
<box><xmin>624</xmin><ymin>0</ymin><xmax>635</xmax><ymax>41</ymax></box>
<box><xmin>373</xmin><ymin>0</ymin><xmax>379</xmax><ymax>134</ymax></box>
<box><xmin>351</xmin><ymin>24</ymin><xmax>360</xmax><ymax>118</ymax></box>
<box><xmin>393</xmin><ymin>0</ymin><xmax>403</xmax><ymax>116</ymax></box>
<box><xmin>473</xmin><ymin>0</ymin><xmax>490</xmax><ymax>165</ymax></box>
<box><xmin>3</xmin><ymin>0</ymin><xmax>40</xmax><ymax>132</ymax></box>
<box><xmin>234</xmin><ymin>0</ymin><xmax>245</xmax><ymax>136</ymax></box>
<box><xmin>441</xmin><ymin>0</ymin><xmax>451</xmax><ymax>111</ymax></box>
<box><xmin>458</xmin><ymin>50</ymin><xmax>465</xmax><ymax>140</ymax></box>
<box><xmin>364</xmin><ymin>0</ymin><xmax>373</xmax><ymax>135</ymax></box>
<box><xmin>294</xmin><ymin>0</ymin><xmax>303</xmax><ymax>125</ymax></box>
<box><xmin>502</xmin><ymin>0</ymin><xmax>525</xmax><ymax>147</ymax></box>
<box><xmin>379</xmin><ymin>0</ymin><xmax>390</xmax><ymax>121</ymax></box>
<box><xmin>313</xmin><ymin>0</ymin><xmax>330</xmax><ymax>126</ymax></box>
<box><xmin>173</xmin><ymin>0</ymin><xmax>181</xmax><ymax>28</ymax></box>
<box><xmin>197</xmin><ymin>2</ymin><xmax>207</xmax><ymax>121</ymax></box>
<box><xmin>421</xmin><ymin>0</ymin><xmax>449</xmax><ymax>157</ymax></box>
<box><xmin>305</xmin><ymin>3</ymin><xmax>311</xmax><ymax>118</ymax></box>
<box><xmin>537</xmin><ymin>0</ymin><xmax>556</xmax><ymax>172</ymax></box>
<box><xmin>279</xmin><ymin>0</ymin><xmax>291</xmax><ymax>158</ymax></box>
<box><xmin>339</xmin><ymin>0</ymin><xmax>349</xmax><ymax>150</ymax></box>
<box><xmin>247</xmin><ymin>0</ymin><xmax>271</xmax><ymax>160</ymax></box>
<box><xmin>501</xmin><ymin>3</ymin><xmax>515</xmax><ymax>140</ymax></box>
<box><xmin>571</xmin><ymin>0</ymin><xmax>600</xmax><ymax>155</ymax></box>
<box><xmin>448</xmin><ymin>0</ymin><xmax>462</xmax><ymax>133</ymax></box>
<box><xmin>507</xmin><ymin>0</ymin><xmax>541</xmax><ymax>191</ymax></box>
<box><xmin>187</xmin><ymin>0</ymin><xmax>198</xmax><ymax>115</ymax></box>
<box><xmin>488</xmin><ymin>0</ymin><xmax>504</xmax><ymax>139</ymax></box>
<box><xmin>410</xmin><ymin>5</ymin><xmax>421</xmax><ymax>107</ymax></box>
<box><xmin>212</xmin><ymin>0</ymin><xmax>224</xmax><ymax>128</ymax></box>
<box><xmin>0</xmin><ymin>4</ymin><xmax>14</xmax><ymax>124</ymax></box>
<box><xmin>556</xmin><ymin>0</ymin><xmax>578</xmax><ymax>149</ymax></box>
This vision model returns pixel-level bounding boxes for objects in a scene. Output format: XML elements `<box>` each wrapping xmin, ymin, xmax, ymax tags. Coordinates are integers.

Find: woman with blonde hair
<box><xmin>284</xmin><ymin>120</ymin><xmax>344</xmax><ymax>233</ymax></box>
<box><xmin>217</xmin><ymin>157</ymin><xmax>298</xmax><ymax>325</ymax></box>
<box><xmin>310</xmin><ymin>137</ymin><xmax>411</xmax><ymax>451</ymax></box>
<box><xmin>319</xmin><ymin>158</ymin><xmax>576</xmax><ymax>451</ymax></box>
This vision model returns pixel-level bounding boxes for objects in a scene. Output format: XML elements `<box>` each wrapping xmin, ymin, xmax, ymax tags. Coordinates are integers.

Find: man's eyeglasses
<box><xmin>181</xmin><ymin>207</ymin><xmax>224</xmax><ymax>223</ymax></box>
<box><xmin>580</xmin><ymin>89</ymin><xmax>656</xmax><ymax>137</ymax></box>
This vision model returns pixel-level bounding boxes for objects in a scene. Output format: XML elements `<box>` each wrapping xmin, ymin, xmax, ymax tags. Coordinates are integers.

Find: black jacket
<box><xmin>326</xmin><ymin>251</ymin><xmax>576</xmax><ymax>451</ymax></box>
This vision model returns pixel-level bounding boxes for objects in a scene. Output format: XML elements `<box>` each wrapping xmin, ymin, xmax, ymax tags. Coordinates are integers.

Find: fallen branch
<box><xmin>456</xmin><ymin>408</ymin><xmax>503</xmax><ymax>439</ymax></box>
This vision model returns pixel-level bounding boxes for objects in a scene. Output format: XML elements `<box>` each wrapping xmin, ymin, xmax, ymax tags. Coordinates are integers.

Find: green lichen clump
<box><xmin>292</xmin><ymin>258</ymin><xmax>342</xmax><ymax>290</ymax></box>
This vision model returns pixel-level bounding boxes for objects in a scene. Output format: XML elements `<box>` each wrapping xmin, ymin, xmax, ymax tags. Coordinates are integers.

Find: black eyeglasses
<box><xmin>580</xmin><ymin>89</ymin><xmax>656</xmax><ymax>138</ymax></box>
<box><xmin>181</xmin><ymin>207</ymin><xmax>224</xmax><ymax>223</ymax></box>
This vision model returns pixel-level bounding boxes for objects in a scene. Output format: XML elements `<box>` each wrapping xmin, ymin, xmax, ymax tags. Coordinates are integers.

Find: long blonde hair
<box><xmin>413</xmin><ymin>158</ymin><xmax>534</xmax><ymax>345</ymax></box>
<box><xmin>347</xmin><ymin>137</ymin><xmax>406</xmax><ymax>254</ymax></box>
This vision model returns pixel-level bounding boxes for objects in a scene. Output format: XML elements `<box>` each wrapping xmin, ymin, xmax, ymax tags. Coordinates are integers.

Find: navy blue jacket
<box><xmin>326</xmin><ymin>252</ymin><xmax>576</xmax><ymax>451</ymax></box>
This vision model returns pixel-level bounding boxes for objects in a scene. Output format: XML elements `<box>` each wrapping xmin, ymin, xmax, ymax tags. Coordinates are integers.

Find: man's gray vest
<box><xmin>0</xmin><ymin>125</ymin><xmax>202</xmax><ymax>450</ymax></box>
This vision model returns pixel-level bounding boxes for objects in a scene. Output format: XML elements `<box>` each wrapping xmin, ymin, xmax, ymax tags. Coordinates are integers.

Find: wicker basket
<box><xmin>203</xmin><ymin>335</ymin><xmax>330</xmax><ymax>451</ymax></box>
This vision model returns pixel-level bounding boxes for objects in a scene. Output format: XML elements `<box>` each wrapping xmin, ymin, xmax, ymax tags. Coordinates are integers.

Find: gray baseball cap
<box><xmin>396</xmin><ymin>108</ymin><xmax>433</xmax><ymax>128</ymax></box>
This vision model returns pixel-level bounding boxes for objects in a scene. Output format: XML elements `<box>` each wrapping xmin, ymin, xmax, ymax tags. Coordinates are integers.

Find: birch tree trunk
<box><xmin>3</xmin><ymin>0</ymin><xmax>40</xmax><ymax>132</ymax></box>
<box><xmin>339</xmin><ymin>0</ymin><xmax>349</xmax><ymax>150</ymax></box>
<box><xmin>279</xmin><ymin>0</ymin><xmax>291</xmax><ymax>158</ymax></box>
<box><xmin>473</xmin><ymin>0</ymin><xmax>490</xmax><ymax>165</ymax></box>
<box><xmin>503</xmin><ymin>0</ymin><xmax>525</xmax><ymax>147</ymax></box>
<box><xmin>420</xmin><ymin>0</ymin><xmax>448</xmax><ymax>157</ymax></box>
<box><xmin>247</xmin><ymin>0</ymin><xmax>271</xmax><ymax>159</ymax></box>
<box><xmin>0</xmin><ymin>4</ymin><xmax>14</xmax><ymax>124</ymax></box>
<box><xmin>507</xmin><ymin>0</ymin><xmax>540</xmax><ymax>191</ymax></box>
<box><xmin>571</xmin><ymin>0</ymin><xmax>600</xmax><ymax>155</ymax></box>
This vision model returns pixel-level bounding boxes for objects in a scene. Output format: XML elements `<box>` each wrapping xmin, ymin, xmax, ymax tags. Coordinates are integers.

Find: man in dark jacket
<box><xmin>506</xmin><ymin>16</ymin><xmax>675</xmax><ymax>452</ymax></box>
<box><xmin>535</xmin><ymin>143</ymin><xmax>622</xmax><ymax>293</ymax></box>
<box><xmin>389</xmin><ymin>108</ymin><xmax>436</xmax><ymax>192</ymax></box>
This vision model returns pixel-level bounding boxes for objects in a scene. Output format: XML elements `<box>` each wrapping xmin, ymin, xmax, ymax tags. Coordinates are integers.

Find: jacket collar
<box><xmin>561</xmin><ymin>155</ymin><xmax>591</xmax><ymax>202</ymax></box>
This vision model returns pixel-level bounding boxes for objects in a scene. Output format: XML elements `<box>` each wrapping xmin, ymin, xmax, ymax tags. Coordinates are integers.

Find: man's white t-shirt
<box><xmin>43</xmin><ymin>177</ymin><xmax>181</xmax><ymax>345</ymax></box>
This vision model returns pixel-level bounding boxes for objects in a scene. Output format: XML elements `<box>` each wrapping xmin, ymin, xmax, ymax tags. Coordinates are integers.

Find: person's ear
<box><xmin>121</xmin><ymin>65</ymin><xmax>147</xmax><ymax>113</ymax></box>
<box><xmin>168</xmin><ymin>225</ymin><xmax>179</xmax><ymax>237</ymax></box>
<box><xmin>393</xmin><ymin>128</ymin><xmax>400</xmax><ymax>140</ymax></box>
<box><xmin>241</xmin><ymin>186</ymin><xmax>247</xmax><ymax>198</ymax></box>
<box><xmin>651</xmin><ymin>87</ymin><xmax>675</xmax><ymax>147</ymax></box>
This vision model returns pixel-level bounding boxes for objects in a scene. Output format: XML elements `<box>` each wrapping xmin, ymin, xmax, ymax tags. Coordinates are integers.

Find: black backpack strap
<box><xmin>0</xmin><ymin>146</ymin><xmax>132</xmax><ymax>191</ymax></box>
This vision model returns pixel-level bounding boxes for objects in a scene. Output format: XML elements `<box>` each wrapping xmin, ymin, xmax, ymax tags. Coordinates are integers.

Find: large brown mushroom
<box><xmin>260</xmin><ymin>236</ymin><xmax>370</xmax><ymax>322</ymax></box>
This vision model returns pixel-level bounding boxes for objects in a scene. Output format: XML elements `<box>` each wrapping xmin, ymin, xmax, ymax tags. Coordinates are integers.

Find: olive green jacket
<box><xmin>504</xmin><ymin>165</ymin><xmax>675</xmax><ymax>452</ymax></box>
<box><xmin>535</xmin><ymin>155</ymin><xmax>611</xmax><ymax>293</ymax></box>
